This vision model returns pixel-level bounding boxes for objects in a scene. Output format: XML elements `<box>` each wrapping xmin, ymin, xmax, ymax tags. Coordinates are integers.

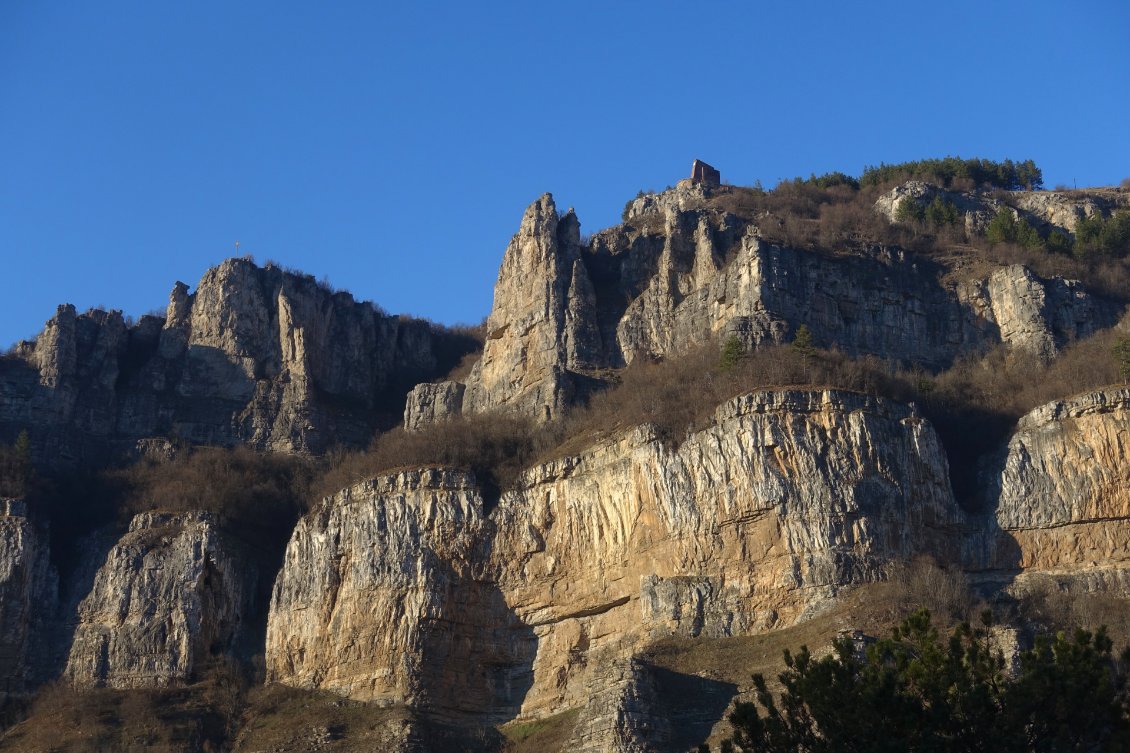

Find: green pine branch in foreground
<box><xmin>711</xmin><ymin>609</ymin><xmax>1130</xmax><ymax>753</ymax></box>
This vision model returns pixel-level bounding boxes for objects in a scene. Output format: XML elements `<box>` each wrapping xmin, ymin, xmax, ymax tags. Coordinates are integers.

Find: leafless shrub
<box><xmin>1015</xmin><ymin>576</ymin><xmax>1130</xmax><ymax>642</ymax></box>
<box><xmin>112</xmin><ymin>446</ymin><xmax>312</xmax><ymax>526</ymax></box>
<box><xmin>876</xmin><ymin>556</ymin><xmax>976</xmax><ymax>623</ymax></box>
<box><xmin>314</xmin><ymin>413</ymin><xmax>543</xmax><ymax>501</ymax></box>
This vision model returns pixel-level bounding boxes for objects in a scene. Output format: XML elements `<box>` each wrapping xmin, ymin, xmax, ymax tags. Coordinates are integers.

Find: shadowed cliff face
<box><xmin>62</xmin><ymin>511</ymin><xmax>250</xmax><ymax>690</ymax></box>
<box><xmin>0</xmin><ymin>259</ymin><xmax>478</xmax><ymax>465</ymax></box>
<box><xmin>0</xmin><ymin>501</ymin><xmax>57</xmax><ymax>701</ymax></box>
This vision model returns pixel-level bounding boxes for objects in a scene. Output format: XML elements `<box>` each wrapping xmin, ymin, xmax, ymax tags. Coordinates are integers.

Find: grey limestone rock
<box><xmin>63</xmin><ymin>510</ymin><xmax>250</xmax><ymax>689</ymax></box>
<box><xmin>403</xmin><ymin>381</ymin><xmax>465</xmax><ymax>432</ymax></box>
<box><xmin>463</xmin><ymin>189</ymin><xmax>1118</xmax><ymax>424</ymax></box>
<box><xmin>0</xmin><ymin>258</ymin><xmax>466</xmax><ymax>464</ymax></box>
<box><xmin>0</xmin><ymin>499</ymin><xmax>57</xmax><ymax>700</ymax></box>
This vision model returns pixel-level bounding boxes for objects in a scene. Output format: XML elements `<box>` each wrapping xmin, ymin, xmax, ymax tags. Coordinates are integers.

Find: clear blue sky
<box><xmin>2</xmin><ymin>1</ymin><xmax>1128</xmax><ymax>347</ymax></box>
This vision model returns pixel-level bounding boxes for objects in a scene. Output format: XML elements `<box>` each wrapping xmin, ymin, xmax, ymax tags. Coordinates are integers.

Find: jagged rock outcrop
<box><xmin>0</xmin><ymin>499</ymin><xmax>56</xmax><ymax>700</ymax></box>
<box><xmin>462</xmin><ymin>195</ymin><xmax>593</xmax><ymax>421</ymax></box>
<box><xmin>957</xmin><ymin>265</ymin><xmax>1111</xmax><ymax>361</ymax></box>
<box><xmin>64</xmin><ymin>511</ymin><xmax>249</xmax><ymax>689</ymax></box>
<box><xmin>265</xmin><ymin>470</ymin><xmax>535</xmax><ymax>722</ymax></box>
<box><xmin>564</xmin><ymin>658</ymin><xmax>670</xmax><ymax>753</ymax></box>
<box><xmin>875</xmin><ymin>181</ymin><xmax>1001</xmax><ymax>234</ymax></box>
<box><xmin>622</xmin><ymin>180</ymin><xmax>720</xmax><ymax>222</ymax></box>
<box><xmin>0</xmin><ymin>258</ymin><xmax>471</xmax><ymax>464</ymax></box>
<box><xmin>1010</xmin><ymin>190</ymin><xmax>1117</xmax><ymax>234</ymax></box>
<box><xmin>877</xmin><ymin>181</ymin><xmax>1128</xmax><ymax>238</ymax></box>
<box><xmin>266</xmin><ymin>389</ymin><xmax>964</xmax><ymax>733</ymax></box>
<box><xmin>447</xmin><ymin>190</ymin><xmax>1117</xmax><ymax>426</ymax></box>
<box><xmin>986</xmin><ymin>389</ymin><xmax>1130</xmax><ymax>581</ymax></box>
<box><xmin>403</xmin><ymin>381</ymin><xmax>465</xmax><ymax>432</ymax></box>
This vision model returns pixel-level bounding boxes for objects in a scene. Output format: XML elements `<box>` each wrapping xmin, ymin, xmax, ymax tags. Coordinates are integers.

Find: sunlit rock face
<box><xmin>266</xmin><ymin>389</ymin><xmax>964</xmax><ymax>732</ymax></box>
<box><xmin>985</xmin><ymin>389</ymin><xmax>1130</xmax><ymax>589</ymax></box>
<box><xmin>265</xmin><ymin>469</ymin><xmax>535</xmax><ymax>723</ymax></box>
<box><xmin>452</xmin><ymin>190</ymin><xmax>1117</xmax><ymax>427</ymax></box>
<box><xmin>63</xmin><ymin>511</ymin><xmax>250</xmax><ymax>689</ymax></box>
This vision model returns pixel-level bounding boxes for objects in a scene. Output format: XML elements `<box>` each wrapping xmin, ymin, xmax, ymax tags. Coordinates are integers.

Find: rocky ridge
<box><xmin>0</xmin><ymin>259</ymin><xmax>472</xmax><ymax>465</ymax></box>
<box><xmin>444</xmin><ymin>185</ymin><xmax>1121</xmax><ymax>424</ymax></box>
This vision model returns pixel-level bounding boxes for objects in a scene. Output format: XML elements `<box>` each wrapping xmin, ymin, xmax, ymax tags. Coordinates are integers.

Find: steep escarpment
<box><xmin>462</xmin><ymin>195</ymin><xmax>595</xmax><ymax>421</ymax></box>
<box><xmin>63</xmin><ymin>511</ymin><xmax>250</xmax><ymax>689</ymax></box>
<box><xmin>2</xmin><ymin>167</ymin><xmax>1130</xmax><ymax>752</ymax></box>
<box><xmin>0</xmin><ymin>500</ymin><xmax>56</xmax><ymax>701</ymax></box>
<box><xmin>0</xmin><ymin>258</ymin><xmax>476</xmax><ymax>465</ymax></box>
<box><xmin>446</xmin><ymin>185</ymin><xmax>1119</xmax><ymax>425</ymax></box>
<box><xmin>266</xmin><ymin>389</ymin><xmax>964</xmax><ymax>736</ymax></box>
<box><xmin>265</xmin><ymin>469</ymin><xmax>534</xmax><ymax>722</ymax></box>
<box><xmin>984</xmin><ymin>389</ymin><xmax>1130</xmax><ymax>586</ymax></box>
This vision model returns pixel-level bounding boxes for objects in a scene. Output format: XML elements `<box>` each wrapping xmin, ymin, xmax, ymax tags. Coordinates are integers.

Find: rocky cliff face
<box><xmin>3</xmin><ymin>178</ymin><xmax>1130</xmax><ymax>752</ymax></box>
<box><xmin>874</xmin><ymin>181</ymin><xmax>1128</xmax><ymax>236</ymax></box>
<box><xmin>985</xmin><ymin>389</ymin><xmax>1130</xmax><ymax>585</ymax></box>
<box><xmin>1010</xmin><ymin>190</ymin><xmax>1121</xmax><ymax>234</ymax></box>
<box><xmin>462</xmin><ymin>195</ymin><xmax>593</xmax><ymax>420</ymax></box>
<box><xmin>0</xmin><ymin>259</ymin><xmax>469</xmax><ymax>465</ymax></box>
<box><xmin>268</xmin><ymin>389</ymin><xmax>964</xmax><ymax>735</ymax></box>
<box><xmin>265</xmin><ymin>469</ymin><xmax>534</xmax><ymax>722</ymax></box>
<box><xmin>449</xmin><ymin>188</ymin><xmax>1118</xmax><ymax>424</ymax></box>
<box><xmin>874</xmin><ymin>181</ymin><xmax>1002</xmax><ymax>234</ymax></box>
<box><xmin>0</xmin><ymin>499</ymin><xmax>56</xmax><ymax>701</ymax></box>
<box><xmin>63</xmin><ymin>511</ymin><xmax>249</xmax><ymax>689</ymax></box>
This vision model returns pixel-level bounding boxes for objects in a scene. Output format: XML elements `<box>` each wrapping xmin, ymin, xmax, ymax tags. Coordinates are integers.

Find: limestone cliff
<box><xmin>875</xmin><ymin>181</ymin><xmax>1128</xmax><ymax>237</ymax></box>
<box><xmin>265</xmin><ymin>469</ymin><xmax>533</xmax><ymax>722</ymax></box>
<box><xmin>451</xmin><ymin>189</ymin><xmax>1117</xmax><ymax>424</ymax></box>
<box><xmin>874</xmin><ymin>181</ymin><xmax>1001</xmax><ymax>235</ymax></box>
<box><xmin>63</xmin><ymin>511</ymin><xmax>249</xmax><ymax>689</ymax></box>
<box><xmin>3</xmin><ymin>176</ymin><xmax>1130</xmax><ymax>752</ymax></box>
<box><xmin>0</xmin><ymin>499</ymin><xmax>56</xmax><ymax>700</ymax></box>
<box><xmin>267</xmin><ymin>389</ymin><xmax>963</xmax><ymax>733</ymax></box>
<box><xmin>0</xmin><ymin>258</ymin><xmax>472</xmax><ymax>464</ymax></box>
<box><xmin>462</xmin><ymin>195</ymin><xmax>592</xmax><ymax>420</ymax></box>
<box><xmin>985</xmin><ymin>389</ymin><xmax>1130</xmax><ymax>585</ymax></box>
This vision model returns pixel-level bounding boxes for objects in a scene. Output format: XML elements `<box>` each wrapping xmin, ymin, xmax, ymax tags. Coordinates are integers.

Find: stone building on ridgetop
<box><xmin>690</xmin><ymin>159</ymin><xmax>720</xmax><ymax>186</ymax></box>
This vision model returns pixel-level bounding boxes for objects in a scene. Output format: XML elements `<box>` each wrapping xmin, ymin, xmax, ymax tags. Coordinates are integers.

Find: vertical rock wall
<box><xmin>985</xmin><ymin>389</ymin><xmax>1130</xmax><ymax>583</ymax></box>
<box><xmin>0</xmin><ymin>258</ymin><xmax>468</xmax><ymax>463</ymax></box>
<box><xmin>455</xmin><ymin>189</ymin><xmax>1119</xmax><ymax>427</ymax></box>
<box><xmin>63</xmin><ymin>511</ymin><xmax>249</xmax><ymax>689</ymax></box>
<box><xmin>0</xmin><ymin>500</ymin><xmax>57</xmax><ymax>700</ymax></box>
<box><xmin>265</xmin><ymin>390</ymin><xmax>964</xmax><ymax>730</ymax></box>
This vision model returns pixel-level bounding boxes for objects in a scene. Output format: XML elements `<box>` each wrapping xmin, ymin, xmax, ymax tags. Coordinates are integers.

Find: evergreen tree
<box><xmin>717</xmin><ymin>610</ymin><xmax>1130</xmax><ymax>753</ymax></box>
<box><xmin>720</xmin><ymin>335</ymin><xmax>746</xmax><ymax>371</ymax></box>
<box><xmin>925</xmin><ymin>196</ymin><xmax>960</xmax><ymax>227</ymax></box>
<box><xmin>1114</xmin><ymin>337</ymin><xmax>1130</xmax><ymax>382</ymax></box>
<box><xmin>987</xmin><ymin>209</ymin><xmax>1018</xmax><ymax>245</ymax></box>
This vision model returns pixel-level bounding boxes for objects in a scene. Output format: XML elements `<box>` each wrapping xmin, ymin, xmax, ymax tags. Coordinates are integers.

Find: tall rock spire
<box><xmin>464</xmin><ymin>193</ymin><xmax>600</xmax><ymax>421</ymax></box>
